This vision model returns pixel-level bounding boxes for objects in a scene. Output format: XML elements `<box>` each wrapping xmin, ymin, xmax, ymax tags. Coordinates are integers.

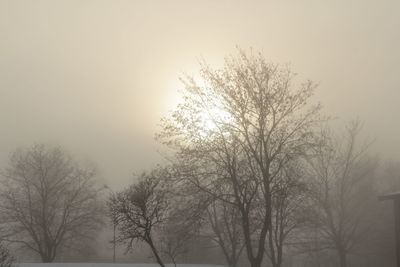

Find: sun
<box><xmin>198</xmin><ymin>104</ymin><xmax>231</xmax><ymax>134</ymax></box>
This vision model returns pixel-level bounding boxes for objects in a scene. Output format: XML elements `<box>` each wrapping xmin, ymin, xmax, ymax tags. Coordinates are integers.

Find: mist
<box><xmin>1</xmin><ymin>0</ymin><xmax>400</xmax><ymax>266</ymax></box>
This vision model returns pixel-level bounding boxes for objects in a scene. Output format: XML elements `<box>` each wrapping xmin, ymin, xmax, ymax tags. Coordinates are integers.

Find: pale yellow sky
<box><xmin>0</xmin><ymin>0</ymin><xmax>399</xmax><ymax>188</ymax></box>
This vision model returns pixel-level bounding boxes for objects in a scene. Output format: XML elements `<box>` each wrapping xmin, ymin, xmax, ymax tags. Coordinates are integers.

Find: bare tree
<box><xmin>159</xmin><ymin>178</ymin><xmax>209</xmax><ymax>267</ymax></box>
<box><xmin>0</xmin><ymin>144</ymin><xmax>104</xmax><ymax>262</ymax></box>
<box><xmin>205</xmin><ymin>199</ymin><xmax>245</xmax><ymax>267</ymax></box>
<box><xmin>159</xmin><ymin>225</ymin><xmax>188</xmax><ymax>267</ymax></box>
<box><xmin>305</xmin><ymin>121</ymin><xmax>378</xmax><ymax>267</ymax></box>
<box><xmin>159</xmin><ymin>214</ymin><xmax>198</xmax><ymax>267</ymax></box>
<box><xmin>158</xmin><ymin>49</ymin><xmax>321</xmax><ymax>267</ymax></box>
<box><xmin>167</xmin><ymin>168</ymin><xmax>244</xmax><ymax>267</ymax></box>
<box><xmin>108</xmin><ymin>168</ymin><xmax>169</xmax><ymax>267</ymax></box>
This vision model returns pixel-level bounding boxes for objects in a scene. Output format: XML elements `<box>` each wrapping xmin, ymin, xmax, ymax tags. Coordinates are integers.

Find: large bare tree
<box><xmin>0</xmin><ymin>144</ymin><xmax>104</xmax><ymax>262</ymax></box>
<box><xmin>159</xmin><ymin>49</ymin><xmax>321</xmax><ymax>267</ymax></box>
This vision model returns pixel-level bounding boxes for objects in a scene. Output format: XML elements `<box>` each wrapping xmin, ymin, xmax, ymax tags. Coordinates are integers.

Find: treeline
<box><xmin>0</xmin><ymin>50</ymin><xmax>398</xmax><ymax>267</ymax></box>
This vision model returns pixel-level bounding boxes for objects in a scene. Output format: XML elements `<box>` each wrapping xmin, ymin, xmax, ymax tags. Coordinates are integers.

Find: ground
<box><xmin>19</xmin><ymin>264</ymin><xmax>226</xmax><ymax>267</ymax></box>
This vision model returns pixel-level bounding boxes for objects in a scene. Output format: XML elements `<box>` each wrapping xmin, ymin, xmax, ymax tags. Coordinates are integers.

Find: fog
<box><xmin>1</xmin><ymin>0</ymin><xmax>399</xmax><ymax>188</ymax></box>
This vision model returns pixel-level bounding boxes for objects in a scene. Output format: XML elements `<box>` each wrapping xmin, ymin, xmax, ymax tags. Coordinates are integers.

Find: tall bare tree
<box><xmin>305</xmin><ymin>121</ymin><xmax>378</xmax><ymax>267</ymax></box>
<box><xmin>159</xmin><ymin>49</ymin><xmax>321</xmax><ymax>267</ymax></box>
<box><xmin>0</xmin><ymin>144</ymin><xmax>104</xmax><ymax>262</ymax></box>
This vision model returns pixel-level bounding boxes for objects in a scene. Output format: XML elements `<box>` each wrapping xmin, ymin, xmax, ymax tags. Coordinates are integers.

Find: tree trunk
<box><xmin>40</xmin><ymin>248</ymin><xmax>56</xmax><ymax>263</ymax></box>
<box><xmin>147</xmin><ymin>237</ymin><xmax>165</xmax><ymax>267</ymax></box>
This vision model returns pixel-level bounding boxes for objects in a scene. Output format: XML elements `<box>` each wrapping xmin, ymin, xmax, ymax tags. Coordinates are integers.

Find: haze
<box><xmin>1</xmin><ymin>0</ymin><xmax>399</xmax><ymax>189</ymax></box>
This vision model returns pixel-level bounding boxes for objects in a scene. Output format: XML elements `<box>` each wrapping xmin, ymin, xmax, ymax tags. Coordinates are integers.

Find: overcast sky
<box><xmin>0</xmin><ymin>0</ymin><xmax>399</xmax><ymax>188</ymax></box>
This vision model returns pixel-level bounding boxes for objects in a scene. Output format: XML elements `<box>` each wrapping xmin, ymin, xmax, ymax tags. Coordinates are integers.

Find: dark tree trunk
<box><xmin>147</xmin><ymin>237</ymin><xmax>165</xmax><ymax>267</ymax></box>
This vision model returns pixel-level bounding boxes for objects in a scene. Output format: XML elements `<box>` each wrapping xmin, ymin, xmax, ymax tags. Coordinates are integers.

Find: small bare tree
<box><xmin>159</xmin><ymin>215</ymin><xmax>197</xmax><ymax>267</ymax></box>
<box><xmin>205</xmin><ymin>199</ymin><xmax>244</xmax><ymax>267</ymax></box>
<box><xmin>0</xmin><ymin>144</ymin><xmax>104</xmax><ymax>262</ymax></box>
<box><xmin>108</xmin><ymin>168</ymin><xmax>169</xmax><ymax>267</ymax></box>
<box><xmin>158</xmin><ymin>178</ymin><xmax>208</xmax><ymax>267</ymax></box>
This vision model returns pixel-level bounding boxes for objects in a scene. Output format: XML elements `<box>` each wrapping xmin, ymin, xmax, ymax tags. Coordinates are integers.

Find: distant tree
<box><xmin>168</xmin><ymin>165</ymin><xmax>245</xmax><ymax>267</ymax></box>
<box><xmin>353</xmin><ymin>160</ymin><xmax>400</xmax><ymax>267</ymax></box>
<box><xmin>305</xmin><ymin>121</ymin><xmax>378</xmax><ymax>267</ymax></box>
<box><xmin>159</xmin><ymin>214</ymin><xmax>198</xmax><ymax>267</ymax></box>
<box><xmin>158</xmin><ymin>49</ymin><xmax>321</xmax><ymax>267</ymax></box>
<box><xmin>159</xmin><ymin>176</ymin><xmax>210</xmax><ymax>267</ymax></box>
<box><xmin>0</xmin><ymin>243</ymin><xmax>14</xmax><ymax>267</ymax></box>
<box><xmin>108</xmin><ymin>168</ymin><xmax>169</xmax><ymax>267</ymax></box>
<box><xmin>159</xmin><ymin>224</ymin><xmax>188</xmax><ymax>267</ymax></box>
<box><xmin>204</xmin><ymin>199</ymin><xmax>244</xmax><ymax>267</ymax></box>
<box><xmin>0</xmin><ymin>144</ymin><xmax>104</xmax><ymax>262</ymax></box>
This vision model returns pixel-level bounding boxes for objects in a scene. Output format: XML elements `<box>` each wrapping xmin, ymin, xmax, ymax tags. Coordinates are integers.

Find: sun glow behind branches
<box><xmin>198</xmin><ymin>105</ymin><xmax>231</xmax><ymax>135</ymax></box>
<box><xmin>164</xmin><ymin>63</ymin><xmax>233</xmax><ymax>140</ymax></box>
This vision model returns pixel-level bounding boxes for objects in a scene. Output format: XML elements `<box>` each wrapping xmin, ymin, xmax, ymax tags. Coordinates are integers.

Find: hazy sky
<box><xmin>0</xmin><ymin>0</ymin><xmax>399</xmax><ymax>188</ymax></box>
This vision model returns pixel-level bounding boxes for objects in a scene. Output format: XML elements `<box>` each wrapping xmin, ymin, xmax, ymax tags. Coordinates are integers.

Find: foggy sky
<box><xmin>0</xmin><ymin>0</ymin><xmax>399</xmax><ymax>189</ymax></box>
